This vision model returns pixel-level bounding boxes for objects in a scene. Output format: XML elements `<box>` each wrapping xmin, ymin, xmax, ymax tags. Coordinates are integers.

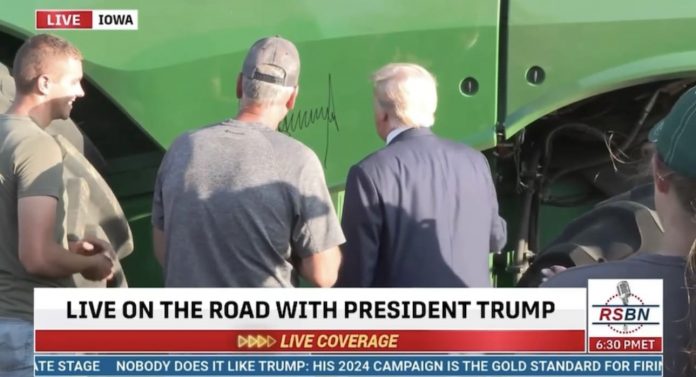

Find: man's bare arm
<box><xmin>18</xmin><ymin>196</ymin><xmax>113</xmax><ymax>279</ymax></box>
<box><xmin>300</xmin><ymin>246</ymin><xmax>342</xmax><ymax>287</ymax></box>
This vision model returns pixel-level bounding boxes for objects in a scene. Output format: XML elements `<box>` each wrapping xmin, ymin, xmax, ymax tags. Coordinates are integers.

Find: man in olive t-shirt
<box><xmin>0</xmin><ymin>34</ymin><xmax>114</xmax><ymax>377</ymax></box>
<box><xmin>0</xmin><ymin>115</ymin><xmax>74</xmax><ymax>320</ymax></box>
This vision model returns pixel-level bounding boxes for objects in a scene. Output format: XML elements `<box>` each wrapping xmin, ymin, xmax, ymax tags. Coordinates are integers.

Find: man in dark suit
<box><xmin>336</xmin><ymin>63</ymin><xmax>507</xmax><ymax>287</ymax></box>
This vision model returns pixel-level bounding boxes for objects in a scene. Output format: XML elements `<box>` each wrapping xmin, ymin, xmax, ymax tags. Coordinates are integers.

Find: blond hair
<box><xmin>654</xmin><ymin>154</ymin><xmax>696</xmax><ymax>372</ymax></box>
<box><xmin>372</xmin><ymin>63</ymin><xmax>437</xmax><ymax>128</ymax></box>
<box><xmin>12</xmin><ymin>34</ymin><xmax>83</xmax><ymax>94</ymax></box>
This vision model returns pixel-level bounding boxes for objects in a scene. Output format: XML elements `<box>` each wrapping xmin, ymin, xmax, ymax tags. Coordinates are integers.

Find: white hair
<box><xmin>240</xmin><ymin>65</ymin><xmax>294</xmax><ymax>107</ymax></box>
<box><xmin>372</xmin><ymin>63</ymin><xmax>437</xmax><ymax>128</ymax></box>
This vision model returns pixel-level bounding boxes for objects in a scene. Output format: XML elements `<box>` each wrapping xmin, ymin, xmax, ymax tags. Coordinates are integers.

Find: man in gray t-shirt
<box><xmin>151</xmin><ymin>37</ymin><xmax>344</xmax><ymax>287</ymax></box>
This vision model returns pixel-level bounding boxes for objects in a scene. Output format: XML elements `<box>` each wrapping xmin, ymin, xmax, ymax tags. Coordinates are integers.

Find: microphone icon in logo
<box><xmin>616</xmin><ymin>281</ymin><xmax>631</xmax><ymax>332</ymax></box>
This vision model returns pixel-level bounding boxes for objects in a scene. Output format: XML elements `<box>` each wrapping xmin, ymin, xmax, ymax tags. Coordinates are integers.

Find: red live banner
<box><xmin>36</xmin><ymin>10</ymin><xmax>93</xmax><ymax>29</ymax></box>
<box><xmin>35</xmin><ymin>329</ymin><xmax>585</xmax><ymax>353</ymax></box>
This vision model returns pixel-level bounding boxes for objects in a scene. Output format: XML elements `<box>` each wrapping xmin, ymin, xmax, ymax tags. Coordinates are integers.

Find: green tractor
<box><xmin>2</xmin><ymin>0</ymin><xmax>695</xmax><ymax>287</ymax></box>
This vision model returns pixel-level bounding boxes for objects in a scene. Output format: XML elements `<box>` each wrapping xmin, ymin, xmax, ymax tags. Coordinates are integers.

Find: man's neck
<box><xmin>6</xmin><ymin>98</ymin><xmax>51</xmax><ymax>129</ymax></box>
<box><xmin>385</xmin><ymin>125</ymin><xmax>412</xmax><ymax>145</ymax></box>
<box><xmin>235</xmin><ymin>104</ymin><xmax>284</xmax><ymax>130</ymax></box>
<box><xmin>658</xmin><ymin>214</ymin><xmax>696</xmax><ymax>258</ymax></box>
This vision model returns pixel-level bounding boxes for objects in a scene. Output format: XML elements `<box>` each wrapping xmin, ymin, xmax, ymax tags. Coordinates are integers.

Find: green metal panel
<box><xmin>1</xmin><ymin>0</ymin><xmax>500</xmax><ymax>188</ymax></box>
<box><xmin>6</xmin><ymin>1</ymin><xmax>696</xmax><ymax>287</ymax></box>
<box><xmin>0</xmin><ymin>1</ymin><xmax>500</xmax><ymax>287</ymax></box>
<box><xmin>505</xmin><ymin>0</ymin><xmax>696</xmax><ymax>137</ymax></box>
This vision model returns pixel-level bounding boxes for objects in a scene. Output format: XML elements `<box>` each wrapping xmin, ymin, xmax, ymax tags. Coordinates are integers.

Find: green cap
<box><xmin>649</xmin><ymin>87</ymin><xmax>696</xmax><ymax>178</ymax></box>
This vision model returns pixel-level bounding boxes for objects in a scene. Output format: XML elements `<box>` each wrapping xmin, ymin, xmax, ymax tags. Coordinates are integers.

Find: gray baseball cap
<box><xmin>242</xmin><ymin>36</ymin><xmax>300</xmax><ymax>87</ymax></box>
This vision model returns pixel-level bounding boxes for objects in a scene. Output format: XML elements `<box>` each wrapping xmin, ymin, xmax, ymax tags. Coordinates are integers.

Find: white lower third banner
<box><xmin>32</xmin><ymin>281</ymin><xmax>664</xmax><ymax>376</ymax></box>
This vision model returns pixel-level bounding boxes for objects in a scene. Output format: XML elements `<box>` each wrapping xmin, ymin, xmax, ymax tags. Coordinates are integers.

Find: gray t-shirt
<box><xmin>152</xmin><ymin>120</ymin><xmax>345</xmax><ymax>287</ymax></box>
<box><xmin>542</xmin><ymin>254</ymin><xmax>689</xmax><ymax>377</ymax></box>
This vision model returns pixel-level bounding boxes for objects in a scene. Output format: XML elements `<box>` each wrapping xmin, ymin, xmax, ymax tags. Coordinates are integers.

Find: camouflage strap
<box><xmin>54</xmin><ymin>135</ymin><xmax>134</xmax><ymax>288</ymax></box>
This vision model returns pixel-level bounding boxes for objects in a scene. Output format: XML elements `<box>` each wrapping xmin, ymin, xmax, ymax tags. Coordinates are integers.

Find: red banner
<box><xmin>589</xmin><ymin>337</ymin><xmax>661</xmax><ymax>352</ymax></box>
<box><xmin>36</xmin><ymin>10</ymin><xmax>93</xmax><ymax>29</ymax></box>
<box><xmin>36</xmin><ymin>329</ymin><xmax>585</xmax><ymax>353</ymax></box>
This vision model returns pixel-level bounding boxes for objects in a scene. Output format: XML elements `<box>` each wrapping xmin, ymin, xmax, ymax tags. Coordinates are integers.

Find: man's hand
<box><xmin>541</xmin><ymin>265</ymin><xmax>568</xmax><ymax>283</ymax></box>
<box><xmin>70</xmin><ymin>237</ymin><xmax>110</xmax><ymax>256</ymax></box>
<box><xmin>80</xmin><ymin>250</ymin><xmax>116</xmax><ymax>281</ymax></box>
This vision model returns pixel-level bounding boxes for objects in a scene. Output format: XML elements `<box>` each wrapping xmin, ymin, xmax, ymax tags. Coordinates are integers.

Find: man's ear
<box><xmin>37</xmin><ymin>74</ymin><xmax>50</xmax><ymax>96</ymax></box>
<box><xmin>655</xmin><ymin>171</ymin><xmax>671</xmax><ymax>194</ymax></box>
<box><xmin>653</xmin><ymin>158</ymin><xmax>670</xmax><ymax>194</ymax></box>
<box><xmin>286</xmin><ymin>86</ymin><xmax>299</xmax><ymax>110</ymax></box>
<box><xmin>236</xmin><ymin>73</ymin><xmax>243</xmax><ymax>99</ymax></box>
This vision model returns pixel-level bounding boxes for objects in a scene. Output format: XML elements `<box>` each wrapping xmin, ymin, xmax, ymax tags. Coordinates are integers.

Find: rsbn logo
<box><xmin>592</xmin><ymin>281</ymin><xmax>659</xmax><ymax>334</ymax></box>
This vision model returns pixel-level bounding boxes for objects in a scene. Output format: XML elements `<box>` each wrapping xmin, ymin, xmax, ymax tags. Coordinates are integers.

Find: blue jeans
<box><xmin>0</xmin><ymin>317</ymin><xmax>33</xmax><ymax>377</ymax></box>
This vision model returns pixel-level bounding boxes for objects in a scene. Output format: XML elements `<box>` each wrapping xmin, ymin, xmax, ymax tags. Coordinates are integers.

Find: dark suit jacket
<box><xmin>336</xmin><ymin>127</ymin><xmax>507</xmax><ymax>287</ymax></box>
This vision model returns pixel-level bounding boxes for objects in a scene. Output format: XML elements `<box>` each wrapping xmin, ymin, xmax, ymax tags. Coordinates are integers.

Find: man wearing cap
<box><xmin>543</xmin><ymin>88</ymin><xmax>696</xmax><ymax>376</ymax></box>
<box><xmin>151</xmin><ymin>37</ymin><xmax>345</xmax><ymax>287</ymax></box>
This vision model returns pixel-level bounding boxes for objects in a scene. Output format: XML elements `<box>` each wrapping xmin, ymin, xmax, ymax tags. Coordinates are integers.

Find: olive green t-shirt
<box><xmin>0</xmin><ymin>114</ymin><xmax>73</xmax><ymax>323</ymax></box>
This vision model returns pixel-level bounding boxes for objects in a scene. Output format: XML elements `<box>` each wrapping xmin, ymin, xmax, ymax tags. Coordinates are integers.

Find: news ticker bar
<box><xmin>34</xmin><ymin>355</ymin><xmax>663</xmax><ymax>376</ymax></box>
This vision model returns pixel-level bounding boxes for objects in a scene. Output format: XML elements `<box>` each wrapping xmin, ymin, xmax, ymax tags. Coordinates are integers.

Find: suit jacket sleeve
<box><xmin>336</xmin><ymin>164</ymin><xmax>382</xmax><ymax>286</ymax></box>
<box><xmin>481</xmin><ymin>154</ymin><xmax>507</xmax><ymax>252</ymax></box>
<box><xmin>151</xmin><ymin>152</ymin><xmax>168</xmax><ymax>231</ymax></box>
